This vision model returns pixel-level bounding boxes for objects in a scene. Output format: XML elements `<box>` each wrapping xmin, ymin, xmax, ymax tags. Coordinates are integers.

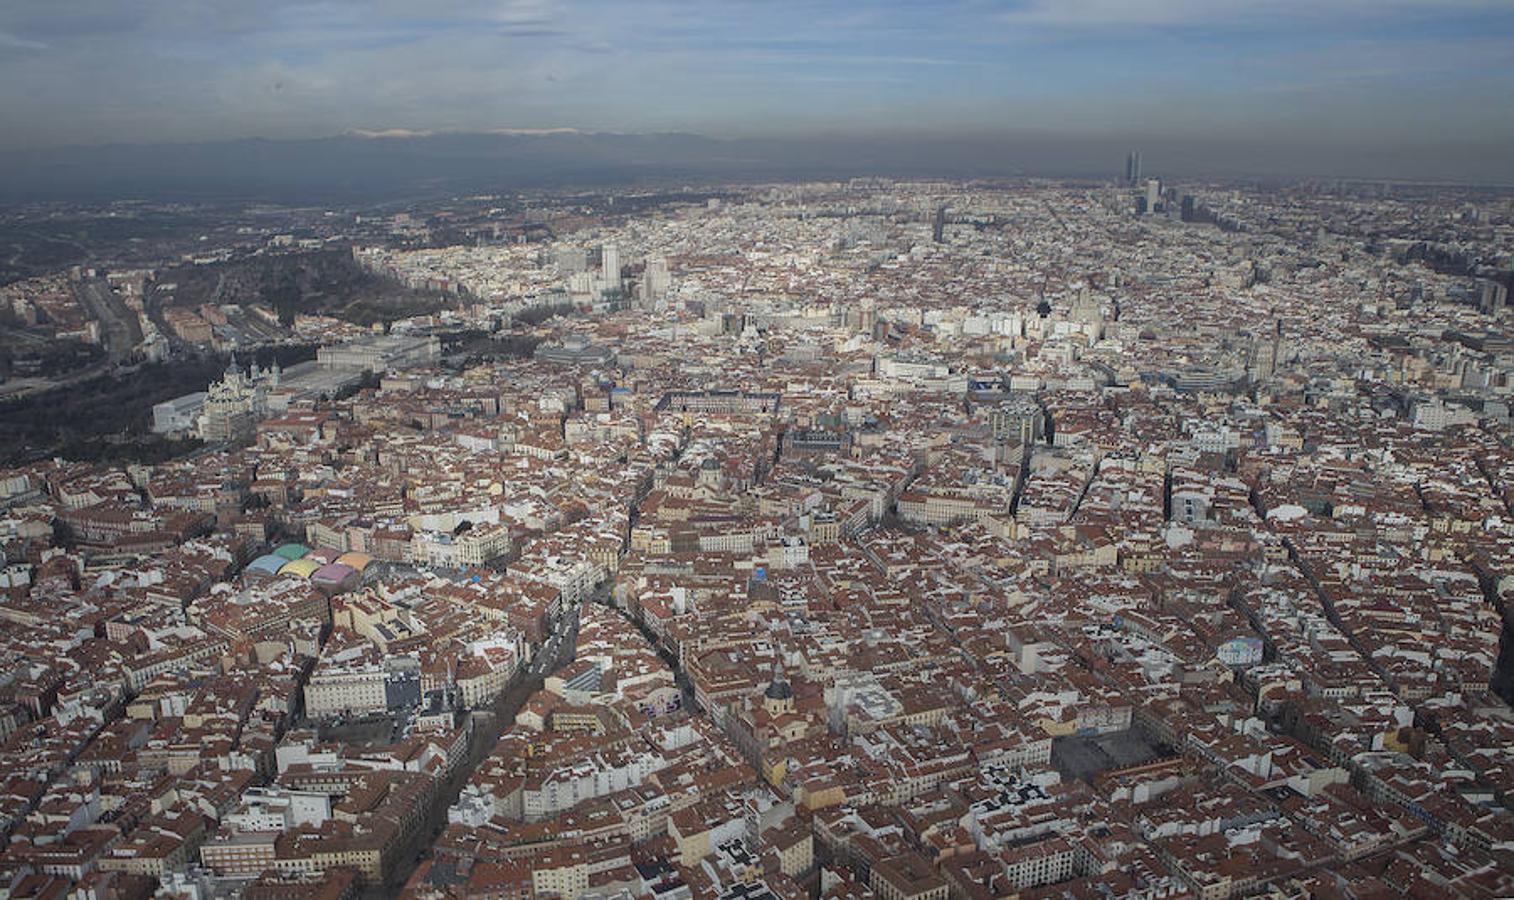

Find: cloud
<box><xmin>0</xmin><ymin>30</ymin><xmax>46</xmax><ymax>51</ymax></box>
<box><xmin>997</xmin><ymin>0</ymin><xmax>1510</xmax><ymax>29</ymax></box>
<box><xmin>491</xmin><ymin>0</ymin><xmax>559</xmax><ymax>26</ymax></box>
<box><xmin>1237</xmin><ymin>35</ymin><xmax>1514</xmax><ymax>86</ymax></box>
<box><xmin>0</xmin><ymin>0</ymin><xmax>1510</xmax><ymax>150</ymax></box>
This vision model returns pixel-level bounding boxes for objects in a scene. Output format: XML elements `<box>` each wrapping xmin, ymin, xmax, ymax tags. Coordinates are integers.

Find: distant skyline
<box><xmin>2</xmin><ymin>0</ymin><xmax>1513</xmax><ymax>179</ymax></box>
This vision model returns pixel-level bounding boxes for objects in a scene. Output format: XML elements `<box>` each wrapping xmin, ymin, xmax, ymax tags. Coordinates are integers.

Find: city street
<box><xmin>375</xmin><ymin>598</ymin><xmax>585</xmax><ymax>895</ymax></box>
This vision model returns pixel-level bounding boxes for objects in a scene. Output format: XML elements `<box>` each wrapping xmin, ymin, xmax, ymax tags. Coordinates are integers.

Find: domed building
<box><xmin>197</xmin><ymin>359</ymin><xmax>277</xmax><ymax>442</ymax></box>
<box><xmin>762</xmin><ymin>666</ymin><xmax>794</xmax><ymax>716</ymax></box>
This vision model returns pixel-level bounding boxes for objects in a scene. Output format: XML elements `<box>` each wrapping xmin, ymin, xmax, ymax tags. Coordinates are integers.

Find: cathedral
<box><xmin>197</xmin><ymin>359</ymin><xmax>279</xmax><ymax>442</ymax></box>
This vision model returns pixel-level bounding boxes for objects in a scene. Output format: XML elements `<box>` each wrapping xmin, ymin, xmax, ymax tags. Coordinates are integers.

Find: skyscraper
<box><xmin>645</xmin><ymin>255</ymin><xmax>671</xmax><ymax>306</ymax></box>
<box><xmin>1125</xmin><ymin>151</ymin><xmax>1142</xmax><ymax>186</ymax></box>
<box><xmin>1145</xmin><ymin>179</ymin><xmax>1161</xmax><ymax>215</ymax></box>
<box><xmin>855</xmin><ymin>297</ymin><xmax>877</xmax><ymax>336</ymax></box>
<box><xmin>1479</xmin><ymin>278</ymin><xmax>1508</xmax><ymax>313</ymax></box>
<box><xmin>600</xmin><ymin>244</ymin><xmax>621</xmax><ymax>286</ymax></box>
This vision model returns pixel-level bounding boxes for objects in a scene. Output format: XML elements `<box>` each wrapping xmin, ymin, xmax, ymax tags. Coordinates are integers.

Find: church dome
<box><xmin>764</xmin><ymin>671</ymin><xmax>793</xmax><ymax>702</ymax></box>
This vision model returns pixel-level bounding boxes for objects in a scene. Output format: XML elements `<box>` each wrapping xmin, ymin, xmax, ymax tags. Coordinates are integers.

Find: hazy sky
<box><xmin>2</xmin><ymin>0</ymin><xmax>1512</xmax><ymax>150</ymax></box>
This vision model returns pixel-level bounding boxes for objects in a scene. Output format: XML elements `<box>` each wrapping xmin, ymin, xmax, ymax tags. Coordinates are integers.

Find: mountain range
<box><xmin>0</xmin><ymin>130</ymin><xmax>1507</xmax><ymax>203</ymax></box>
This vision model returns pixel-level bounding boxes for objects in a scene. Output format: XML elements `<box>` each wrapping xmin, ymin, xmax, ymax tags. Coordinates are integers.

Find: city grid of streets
<box><xmin>0</xmin><ymin>178</ymin><xmax>1512</xmax><ymax>898</ymax></box>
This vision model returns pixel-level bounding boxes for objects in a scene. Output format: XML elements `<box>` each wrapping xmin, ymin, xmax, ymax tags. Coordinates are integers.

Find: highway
<box><xmin>74</xmin><ymin>277</ymin><xmax>141</xmax><ymax>363</ymax></box>
<box><xmin>0</xmin><ymin>278</ymin><xmax>144</xmax><ymax>402</ymax></box>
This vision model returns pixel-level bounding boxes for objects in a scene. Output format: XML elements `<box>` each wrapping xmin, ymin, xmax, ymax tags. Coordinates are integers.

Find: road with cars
<box><xmin>376</xmin><ymin>598</ymin><xmax>585</xmax><ymax>895</ymax></box>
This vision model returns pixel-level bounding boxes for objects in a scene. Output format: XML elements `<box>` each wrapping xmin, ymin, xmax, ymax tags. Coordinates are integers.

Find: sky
<box><xmin>1</xmin><ymin>0</ymin><xmax>1512</xmax><ymax>158</ymax></box>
